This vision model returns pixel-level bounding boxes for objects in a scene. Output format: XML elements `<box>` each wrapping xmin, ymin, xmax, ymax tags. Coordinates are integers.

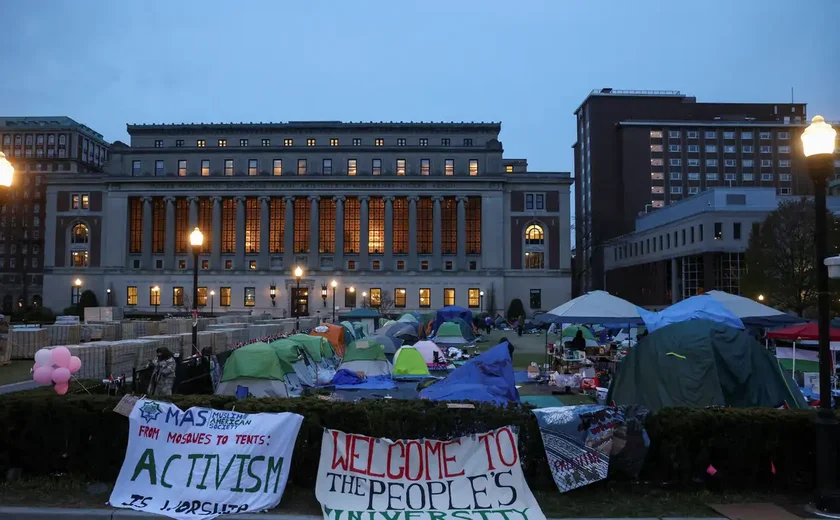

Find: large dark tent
<box><xmin>608</xmin><ymin>320</ymin><xmax>807</xmax><ymax>411</ymax></box>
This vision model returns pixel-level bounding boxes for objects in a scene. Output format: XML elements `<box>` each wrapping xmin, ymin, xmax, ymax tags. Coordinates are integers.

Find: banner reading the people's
<box><xmin>316</xmin><ymin>426</ymin><xmax>546</xmax><ymax>520</ymax></box>
<box><xmin>110</xmin><ymin>399</ymin><xmax>303</xmax><ymax>520</ymax></box>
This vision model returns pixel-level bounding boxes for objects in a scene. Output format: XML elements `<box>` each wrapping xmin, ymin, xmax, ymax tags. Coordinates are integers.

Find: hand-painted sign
<box><xmin>316</xmin><ymin>426</ymin><xmax>545</xmax><ymax>520</ymax></box>
<box><xmin>110</xmin><ymin>399</ymin><xmax>303</xmax><ymax>520</ymax></box>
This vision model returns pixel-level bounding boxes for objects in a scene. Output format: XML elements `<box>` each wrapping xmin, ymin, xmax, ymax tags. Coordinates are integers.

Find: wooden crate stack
<box><xmin>9</xmin><ymin>328</ymin><xmax>49</xmax><ymax>360</ymax></box>
<box><xmin>81</xmin><ymin>322</ymin><xmax>121</xmax><ymax>342</ymax></box>
<box><xmin>138</xmin><ymin>335</ymin><xmax>182</xmax><ymax>363</ymax></box>
<box><xmin>120</xmin><ymin>322</ymin><xmax>138</xmax><ymax>340</ymax></box>
<box><xmin>248</xmin><ymin>323</ymin><xmax>283</xmax><ymax>341</ymax></box>
<box><xmin>46</xmin><ymin>324</ymin><xmax>81</xmax><ymax>346</ymax></box>
<box><xmin>65</xmin><ymin>344</ymin><xmax>107</xmax><ymax>379</ymax></box>
<box><xmin>133</xmin><ymin>321</ymin><xmax>161</xmax><ymax>338</ymax></box>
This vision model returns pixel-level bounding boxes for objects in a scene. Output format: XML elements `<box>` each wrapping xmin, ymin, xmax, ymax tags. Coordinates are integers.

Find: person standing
<box><xmin>484</xmin><ymin>315</ymin><xmax>492</xmax><ymax>334</ymax></box>
<box><xmin>148</xmin><ymin>347</ymin><xmax>176</xmax><ymax>396</ymax></box>
<box><xmin>517</xmin><ymin>315</ymin><xmax>525</xmax><ymax>337</ymax></box>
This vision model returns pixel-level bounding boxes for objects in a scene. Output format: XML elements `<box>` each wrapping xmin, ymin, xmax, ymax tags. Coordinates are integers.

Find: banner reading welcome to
<box><xmin>316</xmin><ymin>426</ymin><xmax>545</xmax><ymax>520</ymax></box>
<box><xmin>110</xmin><ymin>399</ymin><xmax>303</xmax><ymax>520</ymax></box>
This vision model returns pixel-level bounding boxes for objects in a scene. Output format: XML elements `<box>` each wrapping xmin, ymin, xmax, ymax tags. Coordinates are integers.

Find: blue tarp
<box><xmin>331</xmin><ymin>370</ymin><xmax>397</xmax><ymax>390</ymax></box>
<box><xmin>432</xmin><ymin>306</ymin><xmax>474</xmax><ymax>335</ymax></box>
<box><xmin>419</xmin><ymin>342</ymin><xmax>520</xmax><ymax>406</ymax></box>
<box><xmin>640</xmin><ymin>296</ymin><xmax>745</xmax><ymax>333</ymax></box>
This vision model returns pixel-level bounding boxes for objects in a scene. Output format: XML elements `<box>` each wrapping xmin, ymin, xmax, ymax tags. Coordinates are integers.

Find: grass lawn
<box><xmin>0</xmin><ymin>476</ymin><xmax>811</xmax><ymax>518</ymax></box>
<box><xmin>0</xmin><ymin>360</ymin><xmax>33</xmax><ymax>386</ymax></box>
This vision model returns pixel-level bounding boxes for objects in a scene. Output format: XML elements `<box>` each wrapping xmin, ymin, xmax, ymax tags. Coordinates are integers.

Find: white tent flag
<box><xmin>316</xmin><ymin>426</ymin><xmax>546</xmax><ymax>520</ymax></box>
<box><xmin>110</xmin><ymin>399</ymin><xmax>303</xmax><ymax>520</ymax></box>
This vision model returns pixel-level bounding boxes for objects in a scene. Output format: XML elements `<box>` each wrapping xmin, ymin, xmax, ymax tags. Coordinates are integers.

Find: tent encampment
<box><xmin>340</xmin><ymin>321</ymin><xmax>358</xmax><ymax>342</ymax></box>
<box><xmin>216</xmin><ymin>342</ymin><xmax>301</xmax><ymax>397</ymax></box>
<box><xmin>432</xmin><ymin>306</ymin><xmax>474</xmax><ymax>335</ymax></box>
<box><xmin>704</xmin><ymin>290</ymin><xmax>805</xmax><ymax>327</ymax></box>
<box><xmin>640</xmin><ymin>295</ymin><xmax>745</xmax><ymax>333</ymax></box>
<box><xmin>607</xmin><ymin>320</ymin><xmax>807</xmax><ymax>410</ymax></box>
<box><xmin>338</xmin><ymin>338</ymin><xmax>394</xmax><ymax>377</ymax></box>
<box><xmin>268</xmin><ymin>338</ymin><xmax>319</xmax><ymax>387</ymax></box>
<box><xmin>288</xmin><ymin>333</ymin><xmax>338</xmax><ymax>384</ymax></box>
<box><xmin>432</xmin><ymin>321</ymin><xmax>471</xmax><ymax>346</ymax></box>
<box><xmin>309</xmin><ymin>323</ymin><xmax>348</xmax><ymax>357</ymax></box>
<box><xmin>340</xmin><ymin>308</ymin><xmax>381</xmax><ymax>333</ymax></box>
<box><xmin>413</xmin><ymin>340</ymin><xmax>449</xmax><ymax>365</ymax></box>
<box><xmin>766</xmin><ymin>322</ymin><xmax>840</xmax><ymax>342</ymax></box>
<box><xmin>539</xmin><ymin>290</ymin><xmax>645</xmax><ymax>325</ymax></box>
<box><xmin>392</xmin><ymin>347</ymin><xmax>431</xmax><ymax>377</ymax></box>
<box><xmin>451</xmin><ymin>317</ymin><xmax>476</xmax><ymax>341</ymax></box>
<box><xmin>419</xmin><ymin>342</ymin><xmax>520</xmax><ymax>406</ymax></box>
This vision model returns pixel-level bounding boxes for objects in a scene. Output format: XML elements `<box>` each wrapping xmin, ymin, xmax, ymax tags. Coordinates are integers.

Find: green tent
<box><xmin>392</xmin><ymin>347</ymin><xmax>431</xmax><ymax>376</ymax></box>
<box><xmin>340</xmin><ymin>321</ymin><xmax>357</xmax><ymax>341</ymax></box>
<box><xmin>437</xmin><ymin>322</ymin><xmax>464</xmax><ymax>338</ymax></box>
<box><xmin>268</xmin><ymin>339</ymin><xmax>308</xmax><ymax>364</ymax></box>
<box><xmin>398</xmin><ymin>313</ymin><xmax>419</xmax><ymax>323</ymax></box>
<box><xmin>607</xmin><ymin>320</ymin><xmax>808</xmax><ymax>411</ymax></box>
<box><xmin>343</xmin><ymin>339</ymin><xmax>388</xmax><ymax>362</ymax></box>
<box><xmin>220</xmin><ymin>342</ymin><xmax>294</xmax><ymax>382</ymax></box>
<box><xmin>561</xmin><ymin>325</ymin><xmax>595</xmax><ymax>340</ymax></box>
<box><xmin>288</xmin><ymin>334</ymin><xmax>335</xmax><ymax>361</ymax></box>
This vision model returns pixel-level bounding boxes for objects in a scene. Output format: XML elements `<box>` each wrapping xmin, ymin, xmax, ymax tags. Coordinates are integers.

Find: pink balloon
<box><xmin>68</xmin><ymin>356</ymin><xmax>82</xmax><ymax>374</ymax></box>
<box><xmin>51</xmin><ymin>347</ymin><xmax>72</xmax><ymax>368</ymax></box>
<box><xmin>52</xmin><ymin>367</ymin><xmax>71</xmax><ymax>385</ymax></box>
<box><xmin>33</xmin><ymin>366</ymin><xmax>54</xmax><ymax>385</ymax></box>
<box><xmin>54</xmin><ymin>382</ymin><xmax>69</xmax><ymax>395</ymax></box>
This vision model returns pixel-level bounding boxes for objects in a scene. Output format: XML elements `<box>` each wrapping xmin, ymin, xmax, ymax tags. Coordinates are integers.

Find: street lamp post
<box><xmin>106</xmin><ymin>288</ymin><xmax>112</xmax><ymax>307</ymax></box>
<box><xmin>331</xmin><ymin>280</ymin><xmax>338</xmax><ymax>323</ymax></box>
<box><xmin>321</xmin><ymin>283</ymin><xmax>328</xmax><ymax>309</ymax></box>
<box><xmin>362</xmin><ymin>291</ymin><xmax>368</xmax><ymax>308</ymax></box>
<box><xmin>757</xmin><ymin>294</ymin><xmax>765</xmax><ymax>302</ymax></box>
<box><xmin>152</xmin><ymin>286</ymin><xmax>160</xmax><ymax>316</ymax></box>
<box><xmin>294</xmin><ymin>266</ymin><xmax>303</xmax><ymax>331</ymax></box>
<box><xmin>480</xmin><ymin>291</ymin><xmax>485</xmax><ymax>312</ymax></box>
<box><xmin>802</xmin><ymin>115</ymin><xmax>839</xmax><ymax>514</ymax></box>
<box><xmin>189</xmin><ymin>227</ymin><xmax>204</xmax><ymax>356</ymax></box>
<box><xmin>72</xmin><ymin>278</ymin><xmax>82</xmax><ymax>306</ymax></box>
<box><xmin>209</xmin><ymin>290</ymin><xmax>215</xmax><ymax>318</ymax></box>
<box><xmin>349</xmin><ymin>286</ymin><xmax>356</xmax><ymax>310</ymax></box>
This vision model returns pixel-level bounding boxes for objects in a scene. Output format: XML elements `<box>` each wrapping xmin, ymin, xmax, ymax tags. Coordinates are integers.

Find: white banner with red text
<box><xmin>315</xmin><ymin>426</ymin><xmax>545</xmax><ymax>520</ymax></box>
<box><xmin>109</xmin><ymin>398</ymin><xmax>303</xmax><ymax>520</ymax></box>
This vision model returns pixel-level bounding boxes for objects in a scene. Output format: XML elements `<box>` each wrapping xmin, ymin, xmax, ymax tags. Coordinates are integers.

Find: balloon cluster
<box><xmin>33</xmin><ymin>347</ymin><xmax>82</xmax><ymax>395</ymax></box>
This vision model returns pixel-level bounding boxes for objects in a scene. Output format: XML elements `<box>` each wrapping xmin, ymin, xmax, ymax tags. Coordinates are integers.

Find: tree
<box><xmin>77</xmin><ymin>290</ymin><xmax>99</xmax><ymax>319</ymax></box>
<box><xmin>378</xmin><ymin>290</ymin><xmax>395</xmax><ymax>315</ymax></box>
<box><xmin>507</xmin><ymin>298</ymin><xmax>525</xmax><ymax>320</ymax></box>
<box><xmin>487</xmin><ymin>283</ymin><xmax>498</xmax><ymax>317</ymax></box>
<box><xmin>741</xmin><ymin>198</ymin><xmax>840</xmax><ymax>317</ymax></box>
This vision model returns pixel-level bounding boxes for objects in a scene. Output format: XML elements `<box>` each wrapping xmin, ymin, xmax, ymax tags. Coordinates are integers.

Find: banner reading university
<box><xmin>110</xmin><ymin>399</ymin><xmax>303</xmax><ymax>520</ymax></box>
<box><xmin>316</xmin><ymin>426</ymin><xmax>546</xmax><ymax>520</ymax></box>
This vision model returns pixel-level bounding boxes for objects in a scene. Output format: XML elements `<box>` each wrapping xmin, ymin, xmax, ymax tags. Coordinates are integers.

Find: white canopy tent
<box><xmin>538</xmin><ymin>290</ymin><xmax>644</xmax><ymax>325</ymax></box>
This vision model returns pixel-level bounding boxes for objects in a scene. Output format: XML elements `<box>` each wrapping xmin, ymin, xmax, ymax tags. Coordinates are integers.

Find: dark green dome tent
<box><xmin>607</xmin><ymin>320</ymin><xmax>807</xmax><ymax>410</ymax></box>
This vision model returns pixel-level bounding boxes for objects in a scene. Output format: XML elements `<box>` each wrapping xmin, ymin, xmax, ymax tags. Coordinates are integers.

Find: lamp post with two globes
<box><xmin>189</xmin><ymin>227</ymin><xmax>204</xmax><ymax>355</ymax></box>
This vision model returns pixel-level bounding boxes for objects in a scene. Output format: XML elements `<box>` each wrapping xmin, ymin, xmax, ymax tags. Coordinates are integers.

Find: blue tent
<box><xmin>419</xmin><ymin>342</ymin><xmax>520</xmax><ymax>406</ymax></box>
<box><xmin>640</xmin><ymin>295</ymin><xmax>745</xmax><ymax>334</ymax></box>
<box><xmin>432</xmin><ymin>306</ymin><xmax>473</xmax><ymax>335</ymax></box>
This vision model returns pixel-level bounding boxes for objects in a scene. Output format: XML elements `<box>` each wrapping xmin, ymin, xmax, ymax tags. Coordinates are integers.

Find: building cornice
<box><xmin>127</xmin><ymin>121</ymin><xmax>503</xmax><ymax>136</ymax></box>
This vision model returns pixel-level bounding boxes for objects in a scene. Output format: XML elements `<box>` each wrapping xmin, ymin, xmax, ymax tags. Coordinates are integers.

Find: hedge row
<box><xmin>0</xmin><ymin>389</ymin><xmax>825</xmax><ymax>492</ymax></box>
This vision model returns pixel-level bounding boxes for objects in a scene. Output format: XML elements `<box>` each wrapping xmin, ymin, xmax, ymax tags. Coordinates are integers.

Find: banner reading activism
<box><xmin>316</xmin><ymin>426</ymin><xmax>545</xmax><ymax>520</ymax></box>
<box><xmin>110</xmin><ymin>399</ymin><xmax>303</xmax><ymax>520</ymax></box>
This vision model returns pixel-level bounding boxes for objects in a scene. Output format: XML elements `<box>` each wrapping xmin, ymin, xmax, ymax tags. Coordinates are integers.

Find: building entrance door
<box><xmin>291</xmin><ymin>287</ymin><xmax>310</xmax><ymax>317</ymax></box>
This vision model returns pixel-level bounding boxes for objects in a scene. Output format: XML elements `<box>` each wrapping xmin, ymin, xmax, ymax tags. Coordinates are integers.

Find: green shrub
<box><xmin>0</xmin><ymin>390</ymin><xmax>825</xmax><ymax>492</ymax></box>
<box><xmin>62</xmin><ymin>306</ymin><xmax>80</xmax><ymax>317</ymax></box>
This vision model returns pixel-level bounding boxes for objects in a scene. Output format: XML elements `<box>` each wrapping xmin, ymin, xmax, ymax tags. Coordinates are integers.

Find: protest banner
<box><xmin>316</xmin><ymin>426</ymin><xmax>545</xmax><ymax>520</ymax></box>
<box><xmin>110</xmin><ymin>399</ymin><xmax>303</xmax><ymax>520</ymax></box>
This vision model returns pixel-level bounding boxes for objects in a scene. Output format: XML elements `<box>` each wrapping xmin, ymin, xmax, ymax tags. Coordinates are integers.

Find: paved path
<box><xmin>0</xmin><ymin>379</ymin><xmax>37</xmax><ymax>395</ymax></box>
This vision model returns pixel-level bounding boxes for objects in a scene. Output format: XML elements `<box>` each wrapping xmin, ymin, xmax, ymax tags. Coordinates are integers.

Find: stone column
<box><xmin>235</xmin><ymin>196</ymin><xmax>246</xmax><ymax>268</ymax></box>
<box><xmin>408</xmin><ymin>196</ymin><xmax>418</xmax><ymax>270</ymax></box>
<box><xmin>334</xmin><ymin>196</ymin><xmax>345</xmax><ymax>270</ymax></box>
<box><xmin>456</xmin><ymin>196</ymin><xmax>467</xmax><ymax>270</ymax></box>
<box><xmin>211</xmin><ymin>196</ymin><xmax>222</xmax><ymax>269</ymax></box>
<box><xmin>259</xmin><ymin>196</ymin><xmax>270</xmax><ymax>269</ymax></box>
<box><xmin>187</xmin><ymin>196</ymin><xmax>198</xmax><ymax>269</ymax></box>
<box><xmin>384</xmin><ymin>196</ymin><xmax>394</xmax><ymax>270</ymax></box>
<box><xmin>309</xmin><ymin>196</ymin><xmax>320</xmax><ymax>271</ymax></box>
<box><xmin>141</xmin><ymin>196</ymin><xmax>153</xmax><ymax>268</ymax></box>
<box><xmin>164</xmin><ymin>196</ymin><xmax>175</xmax><ymax>270</ymax></box>
<box><xmin>359</xmin><ymin>196</ymin><xmax>370</xmax><ymax>269</ymax></box>
<box><xmin>284</xmin><ymin>196</ymin><xmax>295</xmax><ymax>272</ymax></box>
<box><xmin>432</xmin><ymin>196</ymin><xmax>442</xmax><ymax>270</ymax></box>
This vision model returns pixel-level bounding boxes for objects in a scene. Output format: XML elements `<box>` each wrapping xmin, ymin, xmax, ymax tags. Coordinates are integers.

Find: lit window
<box><xmin>172</xmin><ymin>287</ymin><xmax>183</xmax><ymax>307</ymax></box>
<box><xmin>249</xmin><ymin>260</ymin><xmax>257</xmax><ymax>270</ymax></box>
<box><xmin>71</xmin><ymin>250</ymin><xmax>88</xmax><ymax>267</ymax></box>
<box><xmin>71</xmin><ymin>223</ymin><xmax>89</xmax><ymax>243</ymax></box>
<box><xmin>297</xmin><ymin>159</ymin><xmax>307</xmax><ymax>175</ymax></box>
<box><xmin>273</xmin><ymin>159</ymin><xmax>282</xmax><ymax>176</ymax></box>
<box><xmin>444</xmin><ymin>288</ymin><xmax>455</xmax><ymax>306</ymax></box>
<box><xmin>197</xmin><ymin>139</ymin><xmax>206</xmax><ymax>147</ymax></box>
<box><xmin>525</xmin><ymin>224</ymin><xmax>544</xmax><ymax>245</ymax></box>
<box><xmin>421</xmin><ymin>159</ymin><xmax>430</xmax><ymax>176</ymax></box>
<box><xmin>651</xmin><ymin>158</ymin><xmax>663</xmax><ymax>166</ymax></box>
<box><xmin>218</xmin><ymin>139</ymin><xmax>227</xmax><ymax>147</ymax></box>
<box><xmin>369</xmin><ymin>288</ymin><xmax>382</xmax><ymax>307</ymax></box>
<box><xmin>307</xmin><ymin>138</ymin><xmax>316</xmax><ymax>147</ymax></box>
<box><xmin>651</xmin><ymin>144</ymin><xmax>663</xmax><ymax>152</ymax></box>
<box><xmin>225</xmin><ymin>159</ymin><xmax>234</xmax><ymax>176</ymax></box>
<box><xmin>178</xmin><ymin>160</ymin><xmax>187</xmax><ymax>176</ymax></box>
<box><xmin>468</xmin><ymin>289</ymin><xmax>480</xmax><ymax>309</ymax></box>
<box><xmin>240</xmin><ymin>139</ymin><xmax>248</xmax><ymax>147</ymax></box>
<box><xmin>375</xmin><ymin>138</ymin><xmax>384</xmax><ymax>146</ymax></box>
<box><xmin>505</xmin><ymin>165</ymin><xmax>514</xmax><ymax>173</ymax></box>
<box><xmin>372</xmin><ymin>159</ymin><xmax>381</xmax><ymax>176</ymax></box>
<box><xmin>353</xmin><ymin>138</ymin><xmax>361</xmax><ymax>146</ymax></box>
<box><xmin>445</xmin><ymin>159</ymin><xmax>454</xmax><ymax>176</ymax></box>
<box><xmin>421</xmin><ymin>260</ymin><xmax>429</xmax><ymax>270</ymax></box>
<box><xmin>249</xmin><ymin>159</ymin><xmax>258</xmax><ymax>176</ymax></box>
<box><xmin>201</xmin><ymin>160</ymin><xmax>210</xmax><ymax>176</ymax></box>
<box><xmin>348</xmin><ymin>159</ymin><xmax>357</xmax><ymax>176</ymax></box>
<box><xmin>420</xmin><ymin>138</ymin><xmax>428</xmax><ymax>146</ymax></box>
<box><xmin>323</xmin><ymin>159</ymin><xmax>332</xmax><ymax>175</ymax></box>
<box><xmin>127</xmin><ymin>286</ymin><xmax>138</xmax><ymax>306</ymax></box>
<box><xmin>395</xmin><ymin>289</ymin><xmax>406</xmax><ymax>308</ymax></box>
<box><xmin>262</xmin><ymin>139</ymin><xmax>271</xmax><ymax>147</ymax></box>
<box><xmin>525</xmin><ymin>251</ymin><xmax>544</xmax><ymax>269</ymax></box>
<box><xmin>650</xmin><ymin>131</ymin><xmax>663</xmax><ymax>138</ymax></box>
<box><xmin>284</xmin><ymin>138</ymin><xmax>293</xmax><ymax>146</ymax></box>
<box><xmin>220</xmin><ymin>287</ymin><xmax>231</xmax><ymax>306</ymax></box>
<box><xmin>469</xmin><ymin>160</ymin><xmax>478</xmax><ymax>176</ymax></box>
<box><xmin>396</xmin><ymin>159</ymin><xmax>406</xmax><ymax>176</ymax></box>
<box><xmin>72</xmin><ymin>194</ymin><xmax>80</xmax><ymax>209</ymax></box>
<box><xmin>197</xmin><ymin>287</ymin><xmax>207</xmax><ymax>306</ymax></box>
<box><xmin>419</xmin><ymin>288</ymin><xmax>431</xmax><ymax>308</ymax></box>
<box><xmin>330</xmin><ymin>138</ymin><xmax>339</xmax><ymax>146</ymax></box>
<box><xmin>150</xmin><ymin>287</ymin><xmax>161</xmax><ymax>306</ymax></box>
<box><xmin>651</xmin><ymin>186</ymin><xmax>665</xmax><ymax>194</ymax></box>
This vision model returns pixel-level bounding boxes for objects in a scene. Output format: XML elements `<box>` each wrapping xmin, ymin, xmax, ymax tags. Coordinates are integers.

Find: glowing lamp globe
<box><xmin>801</xmin><ymin>116</ymin><xmax>836</xmax><ymax>157</ymax></box>
<box><xmin>189</xmin><ymin>227</ymin><xmax>204</xmax><ymax>247</ymax></box>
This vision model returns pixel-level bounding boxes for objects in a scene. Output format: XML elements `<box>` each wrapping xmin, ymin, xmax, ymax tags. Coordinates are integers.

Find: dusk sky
<box><xmin>1</xmin><ymin>0</ymin><xmax>837</xmax><ymax>178</ymax></box>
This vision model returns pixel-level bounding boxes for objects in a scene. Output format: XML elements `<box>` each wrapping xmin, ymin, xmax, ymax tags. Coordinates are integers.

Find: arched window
<box><xmin>71</xmin><ymin>223</ymin><xmax>89</xmax><ymax>244</ymax></box>
<box><xmin>525</xmin><ymin>224</ymin><xmax>544</xmax><ymax>245</ymax></box>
